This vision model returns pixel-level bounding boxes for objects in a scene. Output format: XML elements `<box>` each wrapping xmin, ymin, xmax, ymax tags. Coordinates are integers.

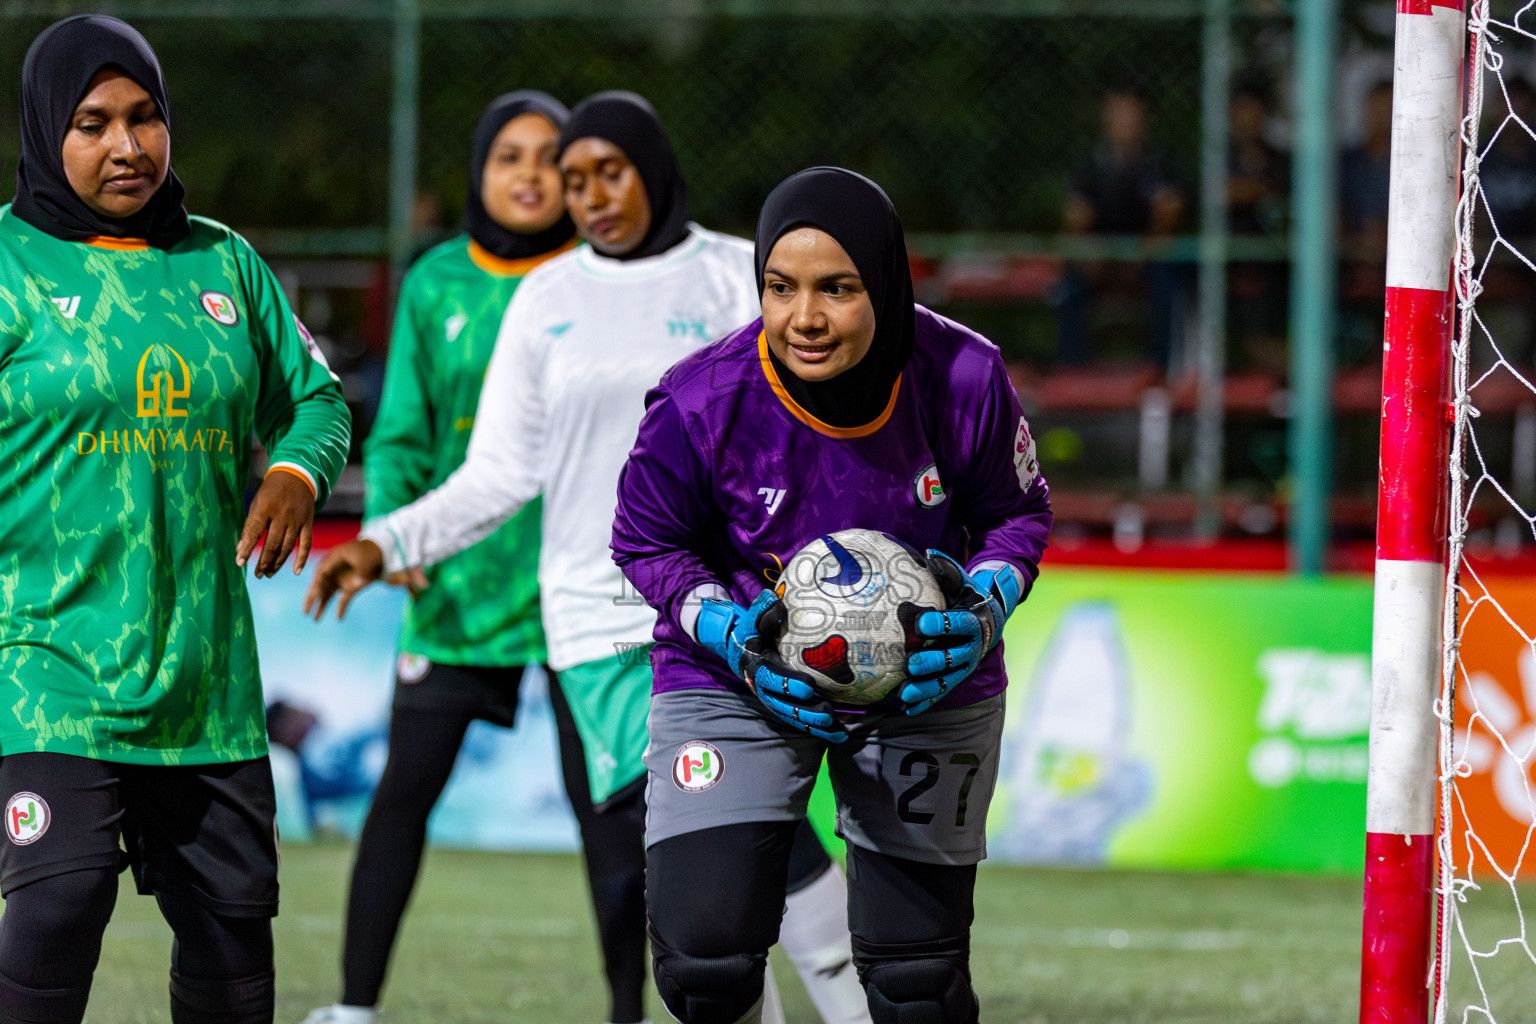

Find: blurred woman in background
<box><xmin>299</xmin><ymin>91</ymin><xmax>603</xmax><ymax>1024</ymax></box>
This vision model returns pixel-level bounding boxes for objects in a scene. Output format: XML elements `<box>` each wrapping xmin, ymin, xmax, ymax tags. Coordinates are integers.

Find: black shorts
<box><xmin>391</xmin><ymin>655</ymin><xmax>526</xmax><ymax>728</ymax></box>
<box><xmin>0</xmin><ymin>752</ymin><xmax>279</xmax><ymax>917</ymax></box>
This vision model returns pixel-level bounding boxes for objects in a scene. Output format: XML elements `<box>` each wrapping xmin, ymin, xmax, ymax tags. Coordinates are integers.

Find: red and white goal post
<box><xmin>1366</xmin><ymin>2</ymin><xmax>1536</xmax><ymax>1022</ymax></box>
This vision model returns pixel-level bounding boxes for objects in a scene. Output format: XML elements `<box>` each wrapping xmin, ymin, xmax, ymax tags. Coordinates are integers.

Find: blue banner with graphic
<box><xmin>253</xmin><ymin>562</ymin><xmax>1377</xmax><ymax>871</ymax></box>
<box><xmin>251</xmin><ymin>569</ymin><xmax>577</xmax><ymax>851</ymax></box>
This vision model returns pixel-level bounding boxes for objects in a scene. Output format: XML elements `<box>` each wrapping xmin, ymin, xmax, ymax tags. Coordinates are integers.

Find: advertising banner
<box><xmin>250</xmin><ymin>573</ymin><xmax>577</xmax><ymax>852</ymax></box>
<box><xmin>1447</xmin><ymin>573</ymin><xmax>1536</xmax><ymax>879</ymax></box>
<box><xmin>253</xmin><ymin>562</ymin><xmax>1401</xmax><ymax>872</ymax></box>
<box><xmin>993</xmin><ymin>568</ymin><xmax>1374</xmax><ymax>872</ymax></box>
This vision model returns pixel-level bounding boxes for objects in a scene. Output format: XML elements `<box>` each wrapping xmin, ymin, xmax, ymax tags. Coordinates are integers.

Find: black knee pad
<box><xmin>157</xmin><ymin>893</ymin><xmax>273</xmax><ymax>983</ymax></box>
<box><xmin>0</xmin><ymin>969</ymin><xmax>91</xmax><ymax>1024</ymax></box>
<box><xmin>650</xmin><ymin>932</ymin><xmax>766</xmax><ymax>1024</ymax></box>
<box><xmin>853</xmin><ymin>939</ymin><xmax>978</xmax><ymax>1024</ymax></box>
<box><xmin>0</xmin><ymin>866</ymin><xmax>119</xmax><ymax>1018</ymax></box>
<box><xmin>168</xmin><ymin>969</ymin><xmax>274</xmax><ymax>1024</ymax></box>
<box><xmin>2</xmin><ymin>866</ymin><xmax>118</xmax><ymax>945</ymax></box>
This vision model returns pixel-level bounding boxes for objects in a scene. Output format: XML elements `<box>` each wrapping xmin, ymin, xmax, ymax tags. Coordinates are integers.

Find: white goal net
<box><xmin>1440</xmin><ymin>2</ymin><xmax>1536</xmax><ymax>1019</ymax></box>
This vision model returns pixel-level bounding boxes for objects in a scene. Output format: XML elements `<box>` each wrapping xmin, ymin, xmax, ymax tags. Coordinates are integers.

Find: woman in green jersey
<box><xmin>0</xmin><ymin>17</ymin><xmax>350</xmax><ymax>1024</ymax></box>
<box><xmin>302</xmin><ymin>92</ymin><xmax>655</xmax><ymax>1024</ymax></box>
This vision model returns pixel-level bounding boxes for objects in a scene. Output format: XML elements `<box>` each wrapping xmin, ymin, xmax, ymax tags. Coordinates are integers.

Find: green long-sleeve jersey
<box><xmin>364</xmin><ymin>235</ymin><xmax>564</xmax><ymax>667</ymax></box>
<box><xmin>0</xmin><ymin>206</ymin><xmax>351</xmax><ymax>765</ymax></box>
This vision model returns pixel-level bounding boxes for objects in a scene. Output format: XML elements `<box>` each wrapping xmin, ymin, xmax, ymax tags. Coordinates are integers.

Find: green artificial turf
<box><xmin>46</xmin><ymin>843</ymin><xmax>1532</xmax><ymax>1023</ymax></box>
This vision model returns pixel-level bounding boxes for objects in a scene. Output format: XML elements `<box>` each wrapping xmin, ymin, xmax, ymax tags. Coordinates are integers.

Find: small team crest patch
<box><xmin>672</xmin><ymin>741</ymin><xmax>724</xmax><ymax>792</ymax></box>
<box><xmin>397</xmin><ymin>652</ymin><xmax>431</xmax><ymax>684</ymax></box>
<box><xmin>5</xmin><ymin>792</ymin><xmax>49</xmax><ymax>846</ymax></box>
<box><xmin>1013</xmin><ymin>417</ymin><xmax>1039</xmax><ymax>491</ymax></box>
<box><xmin>293</xmin><ymin>314</ymin><xmax>331</xmax><ymax>369</ymax></box>
<box><xmin>914</xmin><ymin>464</ymin><xmax>946</xmax><ymax>507</ymax></box>
<box><xmin>199</xmin><ymin>291</ymin><xmax>239</xmax><ymax>327</ymax></box>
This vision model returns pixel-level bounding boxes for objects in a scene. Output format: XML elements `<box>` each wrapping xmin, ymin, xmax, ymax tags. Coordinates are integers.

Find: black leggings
<box><xmin>546</xmin><ymin>678</ymin><xmax>831</xmax><ymax>1024</ymax></box>
<box><xmin>340</xmin><ymin>706</ymin><xmax>473</xmax><ymax>1008</ymax></box>
<box><xmin>340</xmin><ymin>675</ymin><xmax>653</xmax><ymax>1024</ymax></box>
<box><xmin>549</xmin><ymin>675</ymin><xmax>648</xmax><ymax>1024</ymax></box>
<box><xmin>649</xmin><ymin>822</ymin><xmax>975</xmax><ymax>1021</ymax></box>
<box><xmin>0</xmin><ymin>869</ymin><xmax>272</xmax><ymax>1024</ymax></box>
<box><xmin>341</xmin><ymin>676</ymin><xmax>834</xmax><ymax>1022</ymax></box>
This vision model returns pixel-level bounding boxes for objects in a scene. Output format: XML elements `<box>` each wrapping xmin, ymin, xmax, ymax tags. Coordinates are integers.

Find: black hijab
<box><xmin>558</xmin><ymin>91</ymin><xmax>689</xmax><ymax>262</ymax></box>
<box><xmin>12</xmin><ymin>15</ymin><xmax>189</xmax><ymax>250</ymax></box>
<box><xmin>755</xmin><ymin>167</ymin><xmax>916</xmax><ymax>430</ymax></box>
<box><xmin>463</xmin><ymin>90</ymin><xmax>576</xmax><ymax>261</ymax></box>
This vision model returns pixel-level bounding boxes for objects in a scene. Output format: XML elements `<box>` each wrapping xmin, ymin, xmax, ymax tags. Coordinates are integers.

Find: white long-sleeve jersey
<box><xmin>362</xmin><ymin>225</ymin><xmax>759</xmax><ymax>671</ymax></box>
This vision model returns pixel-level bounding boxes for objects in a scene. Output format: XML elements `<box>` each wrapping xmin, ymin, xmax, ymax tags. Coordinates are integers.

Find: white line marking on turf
<box><xmin>971</xmin><ymin>924</ymin><xmax>1353</xmax><ymax>952</ymax></box>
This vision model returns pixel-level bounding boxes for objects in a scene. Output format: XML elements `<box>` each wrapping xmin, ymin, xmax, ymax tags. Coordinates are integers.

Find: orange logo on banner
<box><xmin>1452</xmin><ymin>574</ymin><xmax>1536</xmax><ymax>877</ymax></box>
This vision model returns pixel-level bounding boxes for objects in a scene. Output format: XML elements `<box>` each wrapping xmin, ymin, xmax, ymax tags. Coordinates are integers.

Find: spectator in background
<box><xmin>1054</xmin><ymin>88</ymin><xmax>1186</xmax><ymax>370</ymax></box>
<box><xmin>1228</xmin><ymin>81</ymin><xmax>1287</xmax><ymax>236</ymax></box>
<box><xmin>1477</xmin><ymin>77</ymin><xmax>1536</xmax><ymax>366</ymax></box>
<box><xmin>1227</xmin><ymin>80</ymin><xmax>1289</xmax><ymax>374</ymax></box>
<box><xmin>1338</xmin><ymin>80</ymin><xmax>1393</xmax><ymax>365</ymax></box>
<box><xmin>1480</xmin><ymin>78</ymin><xmax>1536</xmax><ymax>238</ymax></box>
<box><xmin>1339</xmin><ymin>80</ymin><xmax>1394</xmax><ymax>257</ymax></box>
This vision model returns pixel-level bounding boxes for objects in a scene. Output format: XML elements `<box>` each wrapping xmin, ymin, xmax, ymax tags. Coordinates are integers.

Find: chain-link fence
<box><xmin>0</xmin><ymin>6</ymin><xmax>1228</xmax><ymax>237</ymax></box>
<box><xmin>0</xmin><ymin>14</ymin><xmax>393</xmax><ymax>229</ymax></box>
<box><xmin>422</xmin><ymin>15</ymin><xmax>1211</xmax><ymax>238</ymax></box>
<box><xmin>0</xmin><ymin>1</ymin><xmax>1407</xmax><ymax>544</ymax></box>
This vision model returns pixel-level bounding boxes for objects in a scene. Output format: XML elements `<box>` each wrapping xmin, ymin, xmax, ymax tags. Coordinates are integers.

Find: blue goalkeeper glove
<box><xmin>903</xmin><ymin>552</ymin><xmax>1025</xmax><ymax>715</ymax></box>
<box><xmin>694</xmin><ymin>590</ymin><xmax>848</xmax><ymax>743</ymax></box>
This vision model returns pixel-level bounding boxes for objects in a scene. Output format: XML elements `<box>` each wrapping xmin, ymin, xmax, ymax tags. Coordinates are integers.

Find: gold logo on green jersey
<box><xmin>136</xmin><ymin>345</ymin><xmax>191</xmax><ymax>419</ymax></box>
<box><xmin>77</xmin><ymin>427</ymin><xmax>235</xmax><ymax>456</ymax></box>
<box><xmin>74</xmin><ymin>343</ymin><xmax>235</xmax><ymax>458</ymax></box>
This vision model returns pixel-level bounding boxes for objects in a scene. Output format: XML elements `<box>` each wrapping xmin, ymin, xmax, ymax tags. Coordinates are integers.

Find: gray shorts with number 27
<box><xmin>643</xmin><ymin>688</ymin><xmax>1004</xmax><ymax>866</ymax></box>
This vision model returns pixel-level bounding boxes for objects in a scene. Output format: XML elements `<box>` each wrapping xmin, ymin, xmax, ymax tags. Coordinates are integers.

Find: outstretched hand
<box><xmin>303</xmin><ymin>539</ymin><xmax>386</xmax><ymax>621</ymax></box>
<box><xmin>237</xmin><ymin>470</ymin><xmax>316</xmax><ymax>578</ymax></box>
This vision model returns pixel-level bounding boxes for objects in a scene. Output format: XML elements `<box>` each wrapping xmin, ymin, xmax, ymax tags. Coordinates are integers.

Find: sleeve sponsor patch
<box><xmin>1013</xmin><ymin>416</ymin><xmax>1039</xmax><ymax>491</ymax></box>
<box><xmin>294</xmin><ymin>314</ymin><xmax>331</xmax><ymax>369</ymax></box>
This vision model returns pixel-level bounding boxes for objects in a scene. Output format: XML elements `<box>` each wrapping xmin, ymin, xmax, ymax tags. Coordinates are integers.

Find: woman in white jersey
<box><xmin>299</xmin><ymin>91</ymin><xmax>667</xmax><ymax>1024</ymax></box>
<box><xmin>306</xmin><ymin>92</ymin><xmax>870</xmax><ymax>1024</ymax></box>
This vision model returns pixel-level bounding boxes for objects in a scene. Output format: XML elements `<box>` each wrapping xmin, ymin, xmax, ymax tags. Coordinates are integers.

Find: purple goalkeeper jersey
<box><xmin>612</xmin><ymin>305</ymin><xmax>1053</xmax><ymax>706</ymax></box>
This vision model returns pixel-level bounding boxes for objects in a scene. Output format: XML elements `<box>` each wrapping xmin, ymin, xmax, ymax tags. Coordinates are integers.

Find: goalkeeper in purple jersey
<box><xmin>612</xmin><ymin>168</ymin><xmax>1052</xmax><ymax>1024</ymax></box>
